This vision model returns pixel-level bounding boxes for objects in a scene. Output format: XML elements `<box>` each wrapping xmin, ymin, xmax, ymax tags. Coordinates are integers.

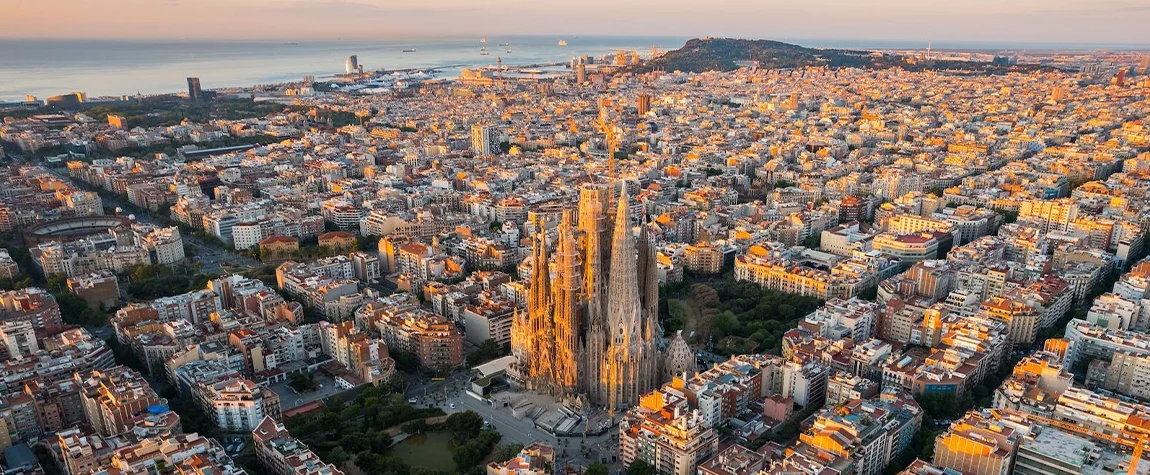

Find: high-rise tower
<box><xmin>637</xmin><ymin>93</ymin><xmax>651</xmax><ymax>116</ymax></box>
<box><xmin>187</xmin><ymin>77</ymin><xmax>203</xmax><ymax>102</ymax></box>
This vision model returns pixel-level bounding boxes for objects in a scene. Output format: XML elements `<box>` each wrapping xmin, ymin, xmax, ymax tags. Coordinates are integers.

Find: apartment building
<box><xmin>619</xmin><ymin>389</ymin><xmax>719</xmax><ymax>475</ymax></box>
<box><xmin>252</xmin><ymin>415</ymin><xmax>344</xmax><ymax>475</ymax></box>
<box><xmin>933</xmin><ymin>411</ymin><xmax>1019</xmax><ymax>475</ymax></box>
<box><xmin>194</xmin><ymin>377</ymin><xmax>281</xmax><ymax>432</ymax></box>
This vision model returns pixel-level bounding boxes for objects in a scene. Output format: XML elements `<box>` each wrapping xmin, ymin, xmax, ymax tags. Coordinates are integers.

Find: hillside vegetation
<box><xmin>635</xmin><ymin>37</ymin><xmax>1057</xmax><ymax>74</ymax></box>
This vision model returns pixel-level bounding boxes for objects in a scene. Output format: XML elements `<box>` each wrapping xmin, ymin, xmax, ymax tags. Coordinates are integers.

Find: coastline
<box><xmin>0</xmin><ymin>36</ymin><xmax>686</xmax><ymax>101</ymax></box>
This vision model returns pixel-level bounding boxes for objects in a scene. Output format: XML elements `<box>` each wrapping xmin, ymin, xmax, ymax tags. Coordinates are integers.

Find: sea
<box><xmin>0</xmin><ymin>36</ymin><xmax>688</xmax><ymax>101</ymax></box>
<box><xmin>2</xmin><ymin>36</ymin><xmax>1146</xmax><ymax>102</ymax></box>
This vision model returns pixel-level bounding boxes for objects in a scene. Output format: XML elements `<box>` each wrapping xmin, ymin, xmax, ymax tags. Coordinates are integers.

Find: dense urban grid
<box><xmin>0</xmin><ymin>39</ymin><xmax>1149</xmax><ymax>475</ymax></box>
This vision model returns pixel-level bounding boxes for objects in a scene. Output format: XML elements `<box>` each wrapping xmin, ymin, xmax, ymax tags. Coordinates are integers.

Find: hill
<box><xmin>634</xmin><ymin>38</ymin><xmax>874</xmax><ymax>73</ymax></box>
<box><xmin>633</xmin><ymin>37</ymin><xmax>1055</xmax><ymax>74</ymax></box>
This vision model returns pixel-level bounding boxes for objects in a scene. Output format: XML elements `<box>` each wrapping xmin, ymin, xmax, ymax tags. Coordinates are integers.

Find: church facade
<box><xmin>509</xmin><ymin>183</ymin><xmax>663</xmax><ymax>414</ymax></box>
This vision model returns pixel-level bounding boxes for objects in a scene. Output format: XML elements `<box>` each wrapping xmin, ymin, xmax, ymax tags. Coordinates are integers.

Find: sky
<box><xmin>4</xmin><ymin>0</ymin><xmax>1150</xmax><ymax>45</ymax></box>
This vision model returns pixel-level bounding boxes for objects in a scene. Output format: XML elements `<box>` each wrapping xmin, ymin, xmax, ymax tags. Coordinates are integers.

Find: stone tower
<box><xmin>551</xmin><ymin>211</ymin><xmax>581</xmax><ymax>393</ymax></box>
<box><xmin>664</xmin><ymin>331</ymin><xmax>695</xmax><ymax>381</ymax></box>
<box><xmin>604</xmin><ymin>187</ymin><xmax>645</xmax><ymax>413</ymax></box>
<box><xmin>580</xmin><ymin>184</ymin><xmax>608</xmax><ymax>404</ymax></box>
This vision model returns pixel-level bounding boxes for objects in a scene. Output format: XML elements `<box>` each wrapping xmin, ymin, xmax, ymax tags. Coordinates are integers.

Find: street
<box><xmin>268</xmin><ymin>372</ymin><xmax>343</xmax><ymax>410</ymax></box>
<box><xmin>43</xmin><ymin>166</ymin><xmax>259</xmax><ymax>274</ymax></box>
<box><xmin>407</xmin><ymin>373</ymin><xmax>620</xmax><ymax>470</ymax></box>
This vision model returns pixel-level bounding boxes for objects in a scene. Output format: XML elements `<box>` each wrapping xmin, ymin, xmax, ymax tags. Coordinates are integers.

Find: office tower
<box><xmin>637</xmin><ymin>93</ymin><xmax>651</xmax><ymax>116</ymax></box>
<box><xmin>577</xmin><ymin>60</ymin><xmax>587</xmax><ymax>85</ymax></box>
<box><xmin>346</xmin><ymin>55</ymin><xmax>358</xmax><ymax>74</ymax></box>
<box><xmin>1116</xmin><ymin>68</ymin><xmax>1127</xmax><ymax>87</ymax></box>
<box><xmin>302</xmin><ymin>75</ymin><xmax>315</xmax><ymax>85</ymax></box>
<box><xmin>1140</xmin><ymin>55</ymin><xmax>1150</xmax><ymax>74</ymax></box>
<box><xmin>187</xmin><ymin>77</ymin><xmax>202</xmax><ymax>101</ymax></box>
<box><xmin>1051</xmin><ymin>85</ymin><xmax>1067</xmax><ymax>102</ymax></box>
<box><xmin>470</xmin><ymin>124</ymin><xmax>501</xmax><ymax>155</ymax></box>
<box><xmin>788</xmin><ymin>92</ymin><xmax>799</xmax><ymax>110</ymax></box>
<box><xmin>510</xmin><ymin>187</ymin><xmax>662</xmax><ymax>414</ymax></box>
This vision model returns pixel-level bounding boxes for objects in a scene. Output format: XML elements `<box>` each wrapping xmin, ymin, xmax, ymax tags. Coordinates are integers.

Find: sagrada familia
<box><xmin>509</xmin><ymin>182</ymin><xmax>665</xmax><ymax>414</ymax></box>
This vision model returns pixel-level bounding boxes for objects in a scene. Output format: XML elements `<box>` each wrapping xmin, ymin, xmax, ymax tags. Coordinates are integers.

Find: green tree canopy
<box><xmin>626</xmin><ymin>459</ymin><xmax>656</xmax><ymax>475</ymax></box>
<box><xmin>586</xmin><ymin>463</ymin><xmax>610</xmax><ymax>475</ymax></box>
<box><xmin>446</xmin><ymin>411</ymin><xmax>485</xmax><ymax>443</ymax></box>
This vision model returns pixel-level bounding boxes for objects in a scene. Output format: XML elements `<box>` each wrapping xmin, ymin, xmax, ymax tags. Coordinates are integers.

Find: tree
<box><xmin>289</xmin><ymin>373</ymin><xmax>318</xmax><ymax>393</ymax></box>
<box><xmin>45</xmin><ymin>273</ymin><xmax>68</xmax><ymax>293</ymax></box>
<box><xmin>452</xmin><ymin>429</ymin><xmax>502</xmax><ymax>470</ymax></box>
<box><xmin>53</xmin><ymin>291</ymin><xmax>107</xmax><ymax>327</ymax></box>
<box><xmin>328</xmin><ymin>447</ymin><xmax>350</xmax><ymax>468</ymax></box>
<box><xmin>467</xmin><ymin>338</ymin><xmax>507</xmax><ymax>367</ymax></box>
<box><xmin>626</xmin><ymin>460</ymin><xmax>656</xmax><ymax>475</ymax></box>
<box><xmin>585</xmin><ymin>463</ymin><xmax>610</xmax><ymax>475</ymax></box>
<box><xmin>915</xmin><ymin>392</ymin><xmax>960</xmax><ymax>420</ymax></box>
<box><xmin>996</xmin><ymin>209</ymin><xmax>1019</xmax><ymax>224</ymax></box>
<box><xmin>401</xmin><ymin>419</ymin><xmax>427</xmax><ymax>434</ymax></box>
<box><xmin>493</xmin><ymin>443</ymin><xmax>525</xmax><ymax>463</ymax></box>
<box><xmin>801</xmin><ymin>234</ymin><xmax>821</xmax><ymax>249</ymax></box>
<box><xmin>391</xmin><ymin>349</ymin><xmax>420</xmax><ymax>372</ymax></box>
<box><xmin>446</xmin><ymin>411</ymin><xmax>485</xmax><ymax>443</ymax></box>
<box><xmin>358</xmin><ymin>235</ymin><xmax>381</xmax><ymax>252</ymax></box>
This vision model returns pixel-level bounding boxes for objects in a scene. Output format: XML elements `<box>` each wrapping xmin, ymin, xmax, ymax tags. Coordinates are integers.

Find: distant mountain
<box><xmin>634</xmin><ymin>37</ymin><xmax>1055</xmax><ymax>74</ymax></box>
<box><xmin>633</xmin><ymin>38</ymin><xmax>873</xmax><ymax>73</ymax></box>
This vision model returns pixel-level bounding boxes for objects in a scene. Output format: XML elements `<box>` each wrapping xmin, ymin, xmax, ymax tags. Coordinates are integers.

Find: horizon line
<box><xmin>1</xmin><ymin>34</ymin><xmax>1149</xmax><ymax>50</ymax></box>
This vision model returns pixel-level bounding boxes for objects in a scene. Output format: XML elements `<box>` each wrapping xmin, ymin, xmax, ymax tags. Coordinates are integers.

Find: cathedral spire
<box><xmin>606</xmin><ymin>186</ymin><xmax>643</xmax><ymax>413</ymax></box>
<box><xmin>607</xmin><ymin>186</ymin><xmax>640</xmax><ymax>336</ymax></box>
<box><xmin>553</xmin><ymin>211</ymin><xmax>581</xmax><ymax>392</ymax></box>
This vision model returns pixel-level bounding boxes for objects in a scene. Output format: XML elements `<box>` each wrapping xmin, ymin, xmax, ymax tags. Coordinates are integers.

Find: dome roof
<box><xmin>664</xmin><ymin>331</ymin><xmax>696</xmax><ymax>380</ymax></box>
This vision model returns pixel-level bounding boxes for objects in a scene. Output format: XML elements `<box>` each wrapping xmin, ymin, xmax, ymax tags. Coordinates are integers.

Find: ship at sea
<box><xmin>558</xmin><ymin>40</ymin><xmax>568</xmax><ymax>46</ymax></box>
<box><xmin>402</xmin><ymin>49</ymin><xmax>416</xmax><ymax>53</ymax></box>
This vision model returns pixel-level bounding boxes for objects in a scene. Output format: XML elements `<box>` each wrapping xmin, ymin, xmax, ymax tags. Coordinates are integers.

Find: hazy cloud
<box><xmin>2</xmin><ymin>0</ymin><xmax>1148</xmax><ymax>44</ymax></box>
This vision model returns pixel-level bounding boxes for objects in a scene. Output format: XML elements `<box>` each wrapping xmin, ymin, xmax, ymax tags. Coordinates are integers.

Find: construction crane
<box><xmin>1137</xmin><ymin>437</ymin><xmax>1147</xmax><ymax>475</ymax></box>
<box><xmin>994</xmin><ymin>408</ymin><xmax>1149</xmax><ymax>474</ymax></box>
<box><xmin>595</xmin><ymin>110</ymin><xmax>619</xmax><ymax>179</ymax></box>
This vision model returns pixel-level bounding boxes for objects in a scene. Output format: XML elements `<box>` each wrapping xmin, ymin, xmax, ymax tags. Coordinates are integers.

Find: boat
<box><xmin>402</xmin><ymin>49</ymin><xmax>417</xmax><ymax>53</ymax></box>
<box><xmin>480</xmin><ymin>52</ymin><xmax>490</xmax><ymax>56</ymax></box>
<box><xmin>500</xmin><ymin>42</ymin><xmax>510</xmax><ymax>46</ymax></box>
<box><xmin>480</xmin><ymin>38</ymin><xmax>487</xmax><ymax>43</ymax></box>
<box><xmin>506</xmin><ymin>49</ymin><xmax>513</xmax><ymax>53</ymax></box>
<box><xmin>558</xmin><ymin>40</ymin><xmax>568</xmax><ymax>46</ymax></box>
